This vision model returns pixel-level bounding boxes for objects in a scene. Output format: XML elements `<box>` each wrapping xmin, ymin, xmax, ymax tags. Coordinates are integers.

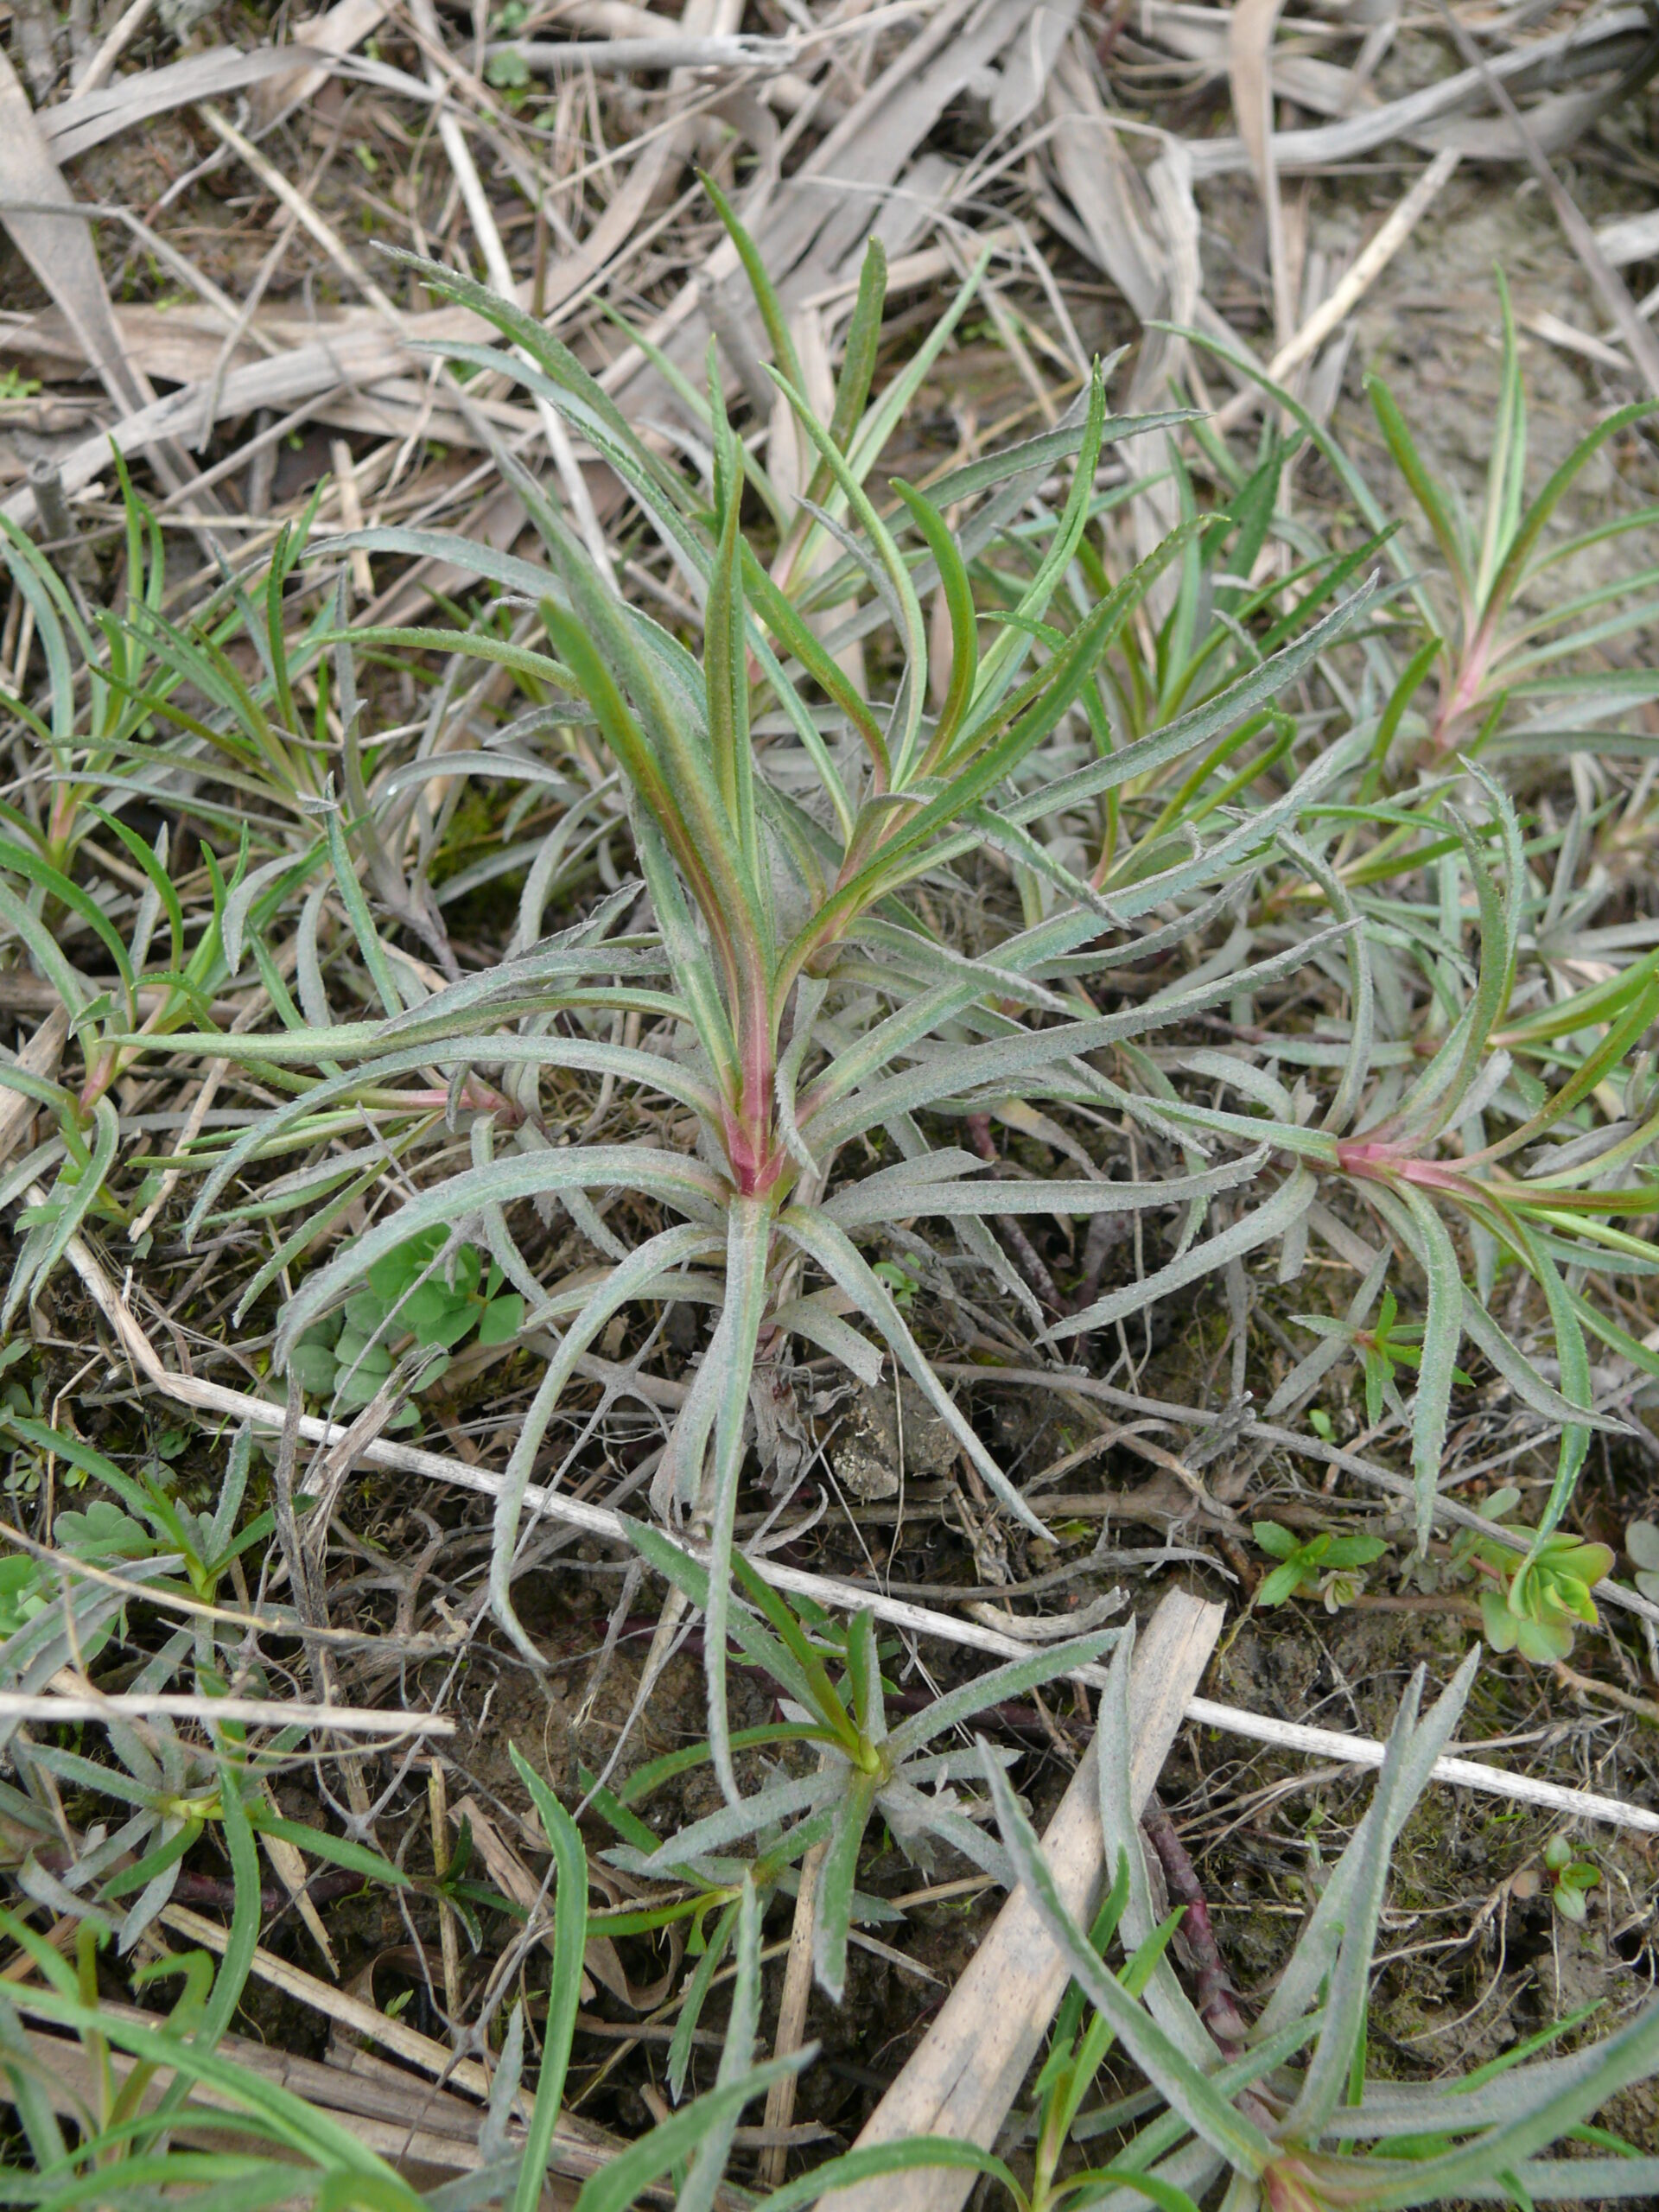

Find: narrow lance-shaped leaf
<box><xmin>626</xmin><ymin>1519</ymin><xmax>823</xmax><ymax>1725</ymax></box>
<box><xmin>883</xmin><ymin>1629</ymin><xmax>1120</xmax><ymax>1762</ymax></box>
<box><xmin>272</xmin><ymin>1146</ymin><xmax>725</xmax><ymax>1362</ymax></box>
<box><xmin>1095</xmin><ymin>1624</ymin><xmax>1215</xmax><ymax>2068</ymax></box>
<box><xmin>767</xmin><ymin>362</ymin><xmax>931</xmax><ymax>779</ymax></box>
<box><xmin>1503</xmin><ymin>1220</ymin><xmax>1592</xmax><ymax>1545</ymax></box>
<box><xmin>1395</xmin><ymin>1181</ymin><xmax>1465</xmax><ymax>1554</ymax></box>
<box><xmin>1257</xmin><ymin>1654</ymin><xmax>1476</xmax><ymax>2043</ymax></box>
<box><xmin>540</xmin><ymin>591</ymin><xmax>755</xmax><ymax>992</ymax></box>
<box><xmin>1284</xmin><ymin>1670</ymin><xmax>1429</xmax><ymax>2136</ymax></box>
<box><xmin>507</xmin><ymin>1745</ymin><xmax>588</xmax><ymax>2212</ymax></box>
<box><xmin>1007</xmin><ymin>579</ymin><xmax>1381</xmax><ymax>830</ymax></box>
<box><xmin>678</xmin><ymin>1878</ymin><xmax>765</xmax><ymax>2212</ymax></box>
<box><xmin>1277</xmin><ymin>827</ymin><xmax>1375</xmax><ymax>1137</ymax></box>
<box><xmin>706</xmin><ymin>361</ymin><xmax>760</xmax><ymax>888</ymax></box>
<box><xmin>978</xmin><ymin>1742</ymin><xmax>1275</xmax><ymax>2177</ymax></box>
<box><xmin>1487</xmin><ymin>396</ymin><xmax>1659</xmax><ymax>620</ymax></box>
<box><xmin>699</xmin><ymin>168</ymin><xmax>805</xmax><ymax>396</ymax></box>
<box><xmin>816</xmin><ymin>236</ymin><xmax>887</xmax><ymax>474</ymax></box>
<box><xmin>780</xmin><ymin>1202</ymin><xmax>1050</xmax><ymax>1541</ymax></box>
<box><xmin>957</xmin><ymin>362</ymin><xmax>1108</xmax><ymax>738</ymax></box>
<box><xmin>892</xmin><ymin>479</ymin><xmax>977</xmax><ymax>760</ymax></box>
<box><xmin>813</xmin><ymin>1769</ymin><xmax>880</xmax><ymax>2002</ymax></box>
<box><xmin>1051</xmin><ymin>1165</ymin><xmax>1314</xmax><ymax>1344</ymax></box>
<box><xmin>698</xmin><ymin>1197</ymin><xmax>777</xmax><ymax>1806</ymax></box>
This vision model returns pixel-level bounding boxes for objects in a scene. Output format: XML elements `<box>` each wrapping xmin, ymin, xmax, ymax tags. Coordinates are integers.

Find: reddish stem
<box><xmin>1141</xmin><ymin>1792</ymin><xmax>1249</xmax><ymax>2060</ymax></box>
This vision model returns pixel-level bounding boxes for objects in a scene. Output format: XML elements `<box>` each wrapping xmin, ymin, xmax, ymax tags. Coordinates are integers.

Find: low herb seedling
<box><xmin>1543</xmin><ymin>1834</ymin><xmax>1600</xmax><ymax>1923</ymax></box>
<box><xmin>289</xmin><ymin>1225</ymin><xmax>524</xmax><ymax>1416</ymax></box>
<box><xmin>1252</xmin><ymin>1521</ymin><xmax>1387</xmax><ymax>1612</ymax></box>
<box><xmin>1451</xmin><ymin>1487</ymin><xmax>1613</xmax><ymax>1662</ymax></box>
<box><xmin>1291</xmin><ymin>1287</ymin><xmax>1473</xmax><ymax>1431</ymax></box>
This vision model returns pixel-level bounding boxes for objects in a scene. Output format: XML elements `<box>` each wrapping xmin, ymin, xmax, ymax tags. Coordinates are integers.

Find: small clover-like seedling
<box><xmin>291</xmin><ymin>1228</ymin><xmax>524</xmax><ymax>1417</ymax></box>
<box><xmin>54</xmin><ymin>1498</ymin><xmax>155</xmax><ymax>1562</ymax></box>
<box><xmin>1543</xmin><ymin>1833</ymin><xmax>1600</xmax><ymax>1923</ymax></box>
<box><xmin>1626</xmin><ymin>1518</ymin><xmax>1659</xmax><ymax>1605</ymax></box>
<box><xmin>0</xmin><ymin>1557</ymin><xmax>45</xmax><ymax>1639</ymax></box>
<box><xmin>871</xmin><ymin>1257</ymin><xmax>920</xmax><ymax>1311</ymax></box>
<box><xmin>0</xmin><ymin>1493</ymin><xmax>154</xmax><ymax>1651</ymax></box>
<box><xmin>1484</xmin><ymin>1534</ymin><xmax>1614</xmax><ymax>1663</ymax></box>
<box><xmin>1254</xmin><ymin>1520</ymin><xmax>1387</xmax><ymax>1612</ymax></box>
<box><xmin>1453</xmin><ymin>1492</ymin><xmax>1614</xmax><ymax>1662</ymax></box>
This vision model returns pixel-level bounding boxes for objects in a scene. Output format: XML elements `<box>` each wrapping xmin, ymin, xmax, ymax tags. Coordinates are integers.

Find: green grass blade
<box><xmin>271</xmin><ymin>1145</ymin><xmax>725</xmax><ymax>1361</ymax></box>
<box><xmin>1488</xmin><ymin>397</ymin><xmax>1659</xmax><ymax>620</ymax></box>
<box><xmin>1052</xmin><ymin>1166</ymin><xmax>1314</xmax><ymax>1344</ymax></box>
<box><xmin>823</xmin><ymin>238</ymin><xmax>887</xmax><ymax>463</ymax></box>
<box><xmin>706</xmin><ymin>380</ymin><xmax>760</xmax><ymax>887</ymax></box>
<box><xmin>507</xmin><ymin>1745</ymin><xmax>588</xmax><ymax>2212</ymax></box>
<box><xmin>491</xmin><ymin>1224</ymin><xmax>719</xmax><ymax>1664</ymax></box>
<box><xmin>892</xmin><ymin>479</ymin><xmax>977</xmax><ymax>758</ymax></box>
<box><xmin>752</xmin><ymin>2139</ymin><xmax>1023</xmax><ymax>2211</ymax></box>
<box><xmin>699</xmin><ymin>170</ymin><xmax>804</xmax><ymax>397</ymax></box>
<box><xmin>1366</xmin><ymin>372</ymin><xmax>1474</xmax><ymax>613</ymax></box>
<box><xmin>768</xmin><ymin>364</ymin><xmax>931</xmax><ymax>779</ymax></box>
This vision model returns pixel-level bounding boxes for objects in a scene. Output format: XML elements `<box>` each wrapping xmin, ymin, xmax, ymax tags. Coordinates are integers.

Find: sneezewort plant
<box><xmin>149</xmin><ymin>213</ymin><xmax>1379</xmax><ymax>1806</ymax></box>
<box><xmin>0</xmin><ymin>458</ymin><xmax>532</xmax><ymax>1314</ymax></box>
<box><xmin>1046</xmin><ymin>760</ymin><xmax>1659</xmax><ymax>1559</ymax></box>
<box><xmin>1185</xmin><ymin>277</ymin><xmax>1659</xmax><ymax>774</ymax></box>
<box><xmin>0</xmin><ymin>1420</ymin><xmax>429</xmax><ymax>1953</ymax></box>
<box><xmin>4</xmin><ymin>180</ymin><xmax>1659</xmax><ymax>2212</ymax></box>
<box><xmin>0</xmin><ymin>1692</ymin><xmax>927</xmax><ymax>2212</ymax></box>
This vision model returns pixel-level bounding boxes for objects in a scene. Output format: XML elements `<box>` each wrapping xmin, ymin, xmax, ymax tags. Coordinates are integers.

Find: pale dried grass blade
<box><xmin>607</xmin><ymin>0</ymin><xmax>1027</xmax><ymax>409</ymax></box>
<box><xmin>0</xmin><ymin>1692</ymin><xmax>452</xmax><ymax>1732</ymax></box>
<box><xmin>151</xmin><ymin>1904</ymin><xmax>654</xmax><ymax>2194</ymax></box>
<box><xmin>1184</xmin><ymin>7</ymin><xmax>1658</xmax><ymax>175</ymax></box>
<box><xmin>258</xmin><ymin>1783</ymin><xmax>341</xmax><ymax>1976</ymax></box>
<box><xmin>0</xmin><ymin>49</ymin><xmax>207</xmax><ymax>524</ymax></box>
<box><xmin>45</xmin><ymin>46</ymin><xmax>330</xmax><ymax>166</ymax></box>
<box><xmin>403</xmin><ymin>0</ymin><xmax>613</xmax><ymax>575</ymax></box>
<box><xmin>1214</xmin><ymin>148</ymin><xmax>1460</xmax><ymax>432</ymax></box>
<box><xmin>0</xmin><ymin>2019</ymin><xmax>559</xmax><ymax>2190</ymax></box>
<box><xmin>70</xmin><ymin>0</ymin><xmax>154</xmax><ymax>95</ymax></box>
<box><xmin>331</xmin><ymin>441</ymin><xmax>374</xmax><ymax>599</ymax></box>
<box><xmin>1430</xmin><ymin>0</ymin><xmax>1659</xmax><ymax>397</ymax></box>
<box><xmin>988</xmin><ymin>0</ymin><xmax>1081</xmax><ymax>133</ymax></box>
<box><xmin>251</xmin><ymin>0</ymin><xmax>391</xmax><ymax>126</ymax></box>
<box><xmin>1526</xmin><ymin>307</ymin><xmax>1632</xmax><ymax>373</ymax></box>
<box><xmin>1597</xmin><ymin>206</ymin><xmax>1659</xmax><ymax>270</ymax></box>
<box><xmin>197</xmin><ymin>102</ymin><xmax>405</xmax><ymax>328</ymax></box>
<box><xmin>1230</xmin><ymin>0</ymin><xmax>1294</xmax><ymax>347</ymax></box>
<box><xmin>0</xmin><ymin>1009</ymin><xmax>67</xmax><ymax>1170</ymax></box>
